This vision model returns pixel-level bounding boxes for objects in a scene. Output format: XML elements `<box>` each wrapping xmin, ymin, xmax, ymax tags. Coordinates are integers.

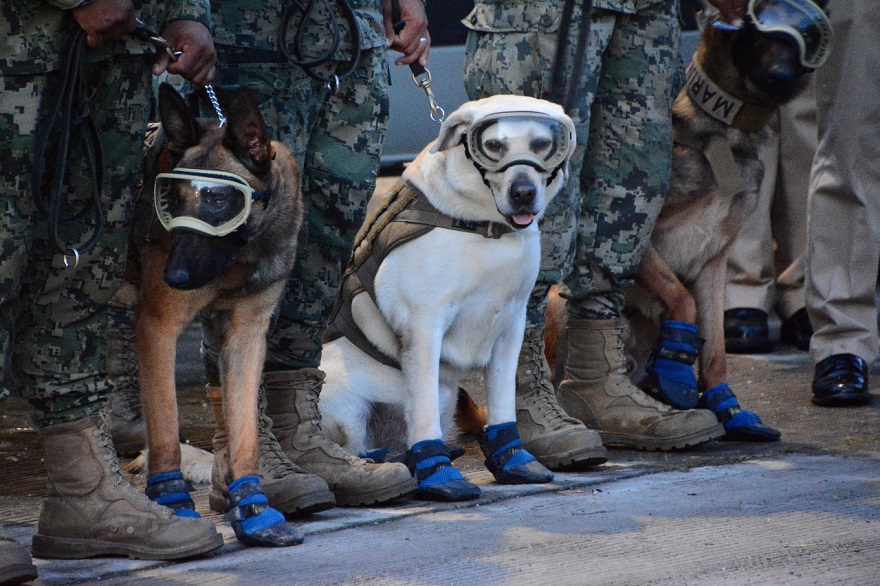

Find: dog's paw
<box><xmin>121</xmin><ymin>443</ymin><xmax>214</xmax><ymax>485</ymax></box>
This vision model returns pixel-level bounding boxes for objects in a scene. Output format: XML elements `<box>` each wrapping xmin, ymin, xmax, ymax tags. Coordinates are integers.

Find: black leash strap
<box><xmin>31</xmin><ymin>29</ymin><xmax>104</xmax><ymax>267</ymax></box>
<box><xmin>390</xmin><ymin>0</ymin><xmax>444</xmax><ymax>122</ymax></box>
<box><xmin>550</xmin><ymin>0</ymin><xmax>593</xmax><ymax>115</ymax></box>
<box><xmin>279</xmin><ymin>0</ymin><xmax>362</xmax><ymax>91</ymax></box>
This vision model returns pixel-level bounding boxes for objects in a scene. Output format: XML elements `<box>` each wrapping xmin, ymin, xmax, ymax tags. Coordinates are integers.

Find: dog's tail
<box><xmin>454</xmin><ymin>388</ymin><xmax>488</xmax><ymax>436</ymax></box>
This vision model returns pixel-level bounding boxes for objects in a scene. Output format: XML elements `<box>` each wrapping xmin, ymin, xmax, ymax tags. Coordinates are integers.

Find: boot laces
<box><xmin>520</xmin><ymin>337</ymin><xmax>569</xmax><ymax>421</ymax></box>
<box><xmin>302</xmin><ymin>390</ymin><xmax>366</xmax><ymax>465</ymax></box>
<box><xmin>608</xmin><ymin>327</ymin><xmax>674</xmax><ymax>412</ymax></box>
<box><xmin>94</xmin><ymin>415</ymin><xmax>157</xmax><ymax>504</ymax></box>
<box><xmin>610</xmin><ymin>327</ymin><xmax>636</xmax><ymax>376</ymax></box>
<box><xmin>257</xmin><ymin>410</ymin><xmax>300</xmax><ymax>474</ymax></box>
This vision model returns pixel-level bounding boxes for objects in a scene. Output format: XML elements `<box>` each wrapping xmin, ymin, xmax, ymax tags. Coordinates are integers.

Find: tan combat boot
<box><xmin>556</xmin><ymin>318</ymin><xmax>724</xmax><ymax>451</ymax></box>
<box><xmin>31</xmin><ymin>415</ymin><xmax>223</xmax><ymax>560</ymax></box>
<box><xmin>263</xmin><ymin>369</ymin><xmax>417</xmax><ymax>506</ymax></box>
<box><xmin>516</xmin><ymin>328</ymin><xmax>608</xmax><ymax>469</ymax></box>
<box><xmin>206</xmin><ymin>385</ymin><xmax>336</xmax><ymax>517</ymax></box>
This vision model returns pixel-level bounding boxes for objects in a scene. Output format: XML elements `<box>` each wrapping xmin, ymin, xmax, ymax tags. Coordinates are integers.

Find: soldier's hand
<box><xmin>382</xmin><ymin>0</ymin><xmax>430</xmax><ymax>67</ymax></box>
<box><xmin>71</xmin><ymin>0</ymin><xmax>137</xmax><ymax>48</ymax></box>
<box><xmin>155</xmin><ymin>20</ymin><xmax>216</xmax><ymax>87</ymax></box>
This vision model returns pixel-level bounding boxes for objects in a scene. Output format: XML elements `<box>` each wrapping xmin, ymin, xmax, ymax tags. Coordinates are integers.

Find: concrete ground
<box><xmin>2</xmin><ymin>330</ymin><xmax>880</xmax><ymax>584</ymax></box>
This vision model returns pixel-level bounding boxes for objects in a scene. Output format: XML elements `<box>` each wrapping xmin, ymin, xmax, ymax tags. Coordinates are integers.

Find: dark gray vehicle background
<box><xmin>381</xmin><ymin>0</ymin><xmax>701</xmax><ymax>170</ymax></box>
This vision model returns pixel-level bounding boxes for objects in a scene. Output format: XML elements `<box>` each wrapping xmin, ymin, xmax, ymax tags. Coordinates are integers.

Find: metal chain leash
<box><xmin>134</xmin><ymin>19</ymin><xmax>226</xmax><ymax>126</ymax></box>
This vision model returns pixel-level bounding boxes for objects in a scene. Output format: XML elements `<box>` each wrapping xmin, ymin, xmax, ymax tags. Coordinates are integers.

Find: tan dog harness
<box><xmin>325</xmin><ymin>179</ymin><xmax>514</xmax><ymax>368</ymax></box>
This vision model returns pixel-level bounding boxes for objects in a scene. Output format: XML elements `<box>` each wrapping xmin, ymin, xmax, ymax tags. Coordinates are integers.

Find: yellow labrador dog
<box><xmin>319</xmin><ymin>96</ymin><xmax>575</xmax><ymax>501</ymax></box>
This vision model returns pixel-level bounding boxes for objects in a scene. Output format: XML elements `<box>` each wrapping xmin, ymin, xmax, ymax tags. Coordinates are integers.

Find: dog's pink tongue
<box><xmin>512</xmin><ymin>213</ymin><xmax>534</xmax><ymax>226</ymax></box>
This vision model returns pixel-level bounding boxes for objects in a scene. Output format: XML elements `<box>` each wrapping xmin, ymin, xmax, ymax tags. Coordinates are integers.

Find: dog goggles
<box><xmin>747</xmin><ymin>0</ymin><xmax>832</xmax><ymax>69</ymax></box>
<box><xmin>154</xmin><ymin>169</ymin><xmax>270</xmax><ymax>237</ymax></box>
<box><xmin>465</xmin><ymin>112</ymin><xmax>574</xmax><ymax>174</ymax></box>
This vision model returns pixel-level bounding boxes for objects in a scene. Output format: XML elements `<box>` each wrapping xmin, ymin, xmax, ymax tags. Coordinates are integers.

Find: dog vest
<box><xmin>325</xmin><ymin>179</ymin><xmax>514</xmax><ymax>369</ymax></box>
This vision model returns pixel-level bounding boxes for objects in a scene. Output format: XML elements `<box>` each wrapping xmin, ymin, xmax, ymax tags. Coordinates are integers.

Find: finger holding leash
<box><xmin>156</xmin><ymin>20</ymin><xmax>216</xmax><ymax>86</ymax></box>
<box><xmin>383</xmin><ymin>0</ymin><xmax>430</xmax><ymax>67</ymax></box>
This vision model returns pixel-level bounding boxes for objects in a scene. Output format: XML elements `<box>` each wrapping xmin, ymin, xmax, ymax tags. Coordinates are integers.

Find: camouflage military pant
<box><xmin>0</xmin><ymin>56</ymin><xmax>153</xmax><ymax>425</ymax></box>
<box><xmin>199</xmin><ymin>47</ymin><xmax>390</xmax><ymax>382</ymax></box>
<box><xmin>464</xmin><ymin>0</ymin><xmax>680</xmax><ymax>326</ymax></box>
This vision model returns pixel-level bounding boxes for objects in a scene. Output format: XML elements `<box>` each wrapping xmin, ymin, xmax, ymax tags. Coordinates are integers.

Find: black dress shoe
<box><xmin>812</xmin><ymin>353</ymin><xmax>872</xmax><ymax>407</ymax></box>
<box><xmin>724</xmin><ymin>308</ymin><xmax>772</xmax><ymax>354</ymax></box>
<box><xmin>780</xmin><ymin>308</ymin><xmax>813</xmax><ymax>351</ymax></box>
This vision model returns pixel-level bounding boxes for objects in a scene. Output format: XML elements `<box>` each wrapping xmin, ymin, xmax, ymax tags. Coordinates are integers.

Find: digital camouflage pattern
<box><xmin>197</xmin><ymin>0</ymin><xmax>390</xmax><ymax>378</ymax></box>
<box><xmin>463</xmin><ymin>0</ymin><xmax>680</xmax><ymax>325</ymax></box>
<box><xmin>0</xmin><ymin>0</ymin><xmax>211</xmax><ymax>75</ymax></box>
<box><xmin>1</xmin><ymin>57</ymin><xmax>156</xmax><ymax>425</ymax></box>
<box><xmin>0</xmin><ymin>0</ymin><xmax>209</xmax><ymax>425</ymax></box>
<box><xmin>210</xmin><ymin>0</ymin><xmax>386</xmax><ymax>59</ymax></box>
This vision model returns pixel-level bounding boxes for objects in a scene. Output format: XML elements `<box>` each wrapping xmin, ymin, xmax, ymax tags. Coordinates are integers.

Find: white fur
<box><xmin>125</xmin><ymin>443</ymin><xmax>214</xmax><ymax>486</ymax></box>
<box><xmin>319</xmin><ymin>96</ymin><xmax>575</xmax><ymax>457</ymax></box>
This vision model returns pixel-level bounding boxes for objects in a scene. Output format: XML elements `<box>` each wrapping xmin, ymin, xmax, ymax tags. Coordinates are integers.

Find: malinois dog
<box><xmin>134</xmin><ymin>83</ymin><xmax>303</xmax><ymax>545</ymax></box>
<box><xmin>549</xmin><ymin>3</ymin><xmax>830</xmax><ymax>441</ymax></box>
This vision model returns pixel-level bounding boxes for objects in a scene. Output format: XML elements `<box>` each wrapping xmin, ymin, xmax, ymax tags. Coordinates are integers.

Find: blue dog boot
<box><xmin>146</xmin><ymin>471</ymin><xmax>201</xmax><ymax>518</ymax></box>
<box><xmin>700</xmin><ymin>383</ymin><xmax>781</xmax><ymax>442</ymax></box>
<box><xmin>646</xmin><ymin>320</ymin><xmax>703</xmax><ymax>410</ymax></box>
<box><xmin>479</xmin><ymin>422</ymin><xmax>553</xmax><ymax>485</ymax></box>
<box><xmin>404</xmin><ymin>439</ymin><xmax>480</xmax><ymax>502</ymax></box>
<box><xmin>227</xmin><ymin>475</ymin><xmax>303</xmax><ymax>547</ymax></box>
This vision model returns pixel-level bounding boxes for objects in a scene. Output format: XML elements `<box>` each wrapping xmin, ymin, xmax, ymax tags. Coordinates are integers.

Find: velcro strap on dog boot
<box><xmin>646</xmin><ymin>320</ymin><xmax>703</xmax><ymax>410</ymax></box>
<box><xmin>145</xmin><ymin>471</ymin><xmax>200</xmax><ymax>518</ymax></box>
<box><xmin>479</xmin><ymin>422</ymin><xmax>553</xmax><ymax>485</ymax></box>
<box><xmin>404</xmin><ymin>439</ymin><xmax>480</xmax><ymax>502</ymax></box>
<box><xmin>227</xmin><ymin>475</ymin><xmax>303</xmax><ymax>547</ymax></box>
<box><xmin>700</xmin><ymin>383</ymin><xmax>781</xmax><ymax>442</ymax></box>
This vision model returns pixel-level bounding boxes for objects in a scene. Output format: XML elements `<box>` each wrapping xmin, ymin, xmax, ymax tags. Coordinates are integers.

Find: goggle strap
<box><xmin>160</xmin><ymin>168</ymin><xmax>251</xmax><ymax>189</ymax></box>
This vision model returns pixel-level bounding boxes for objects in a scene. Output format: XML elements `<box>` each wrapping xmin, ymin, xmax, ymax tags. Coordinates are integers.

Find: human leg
<box><xmin>2</xmin><ymin>58</ymin><xmax>221</xmax><ymax>560</ymax></box>
<box><xmin>774</xmin><ymin>79</ymin><xmax>817</xmax><ymax>350</ymax></box>
<box><xmin>724</xmin><ymin>113</ymin><xmax>779</xmax><ymax>353</ymax></box>
<box><xmin>263</xmin><ymin>49</ymin><xmax>416</xmax><ymax>503</ymax></box>
<box><xmin>462</xmin><ymin>4</ymin><xmax>604</xmax><ymax>468</ymax></box>
<box><xmin>807</xmin><ymin>1</ymin><xmax>880</xmax><ymax>406</ymax></box>
<box><xmin>556</xmin><ymin>3</ymin><xmax>723</xmax><ymax>448</ymax></box>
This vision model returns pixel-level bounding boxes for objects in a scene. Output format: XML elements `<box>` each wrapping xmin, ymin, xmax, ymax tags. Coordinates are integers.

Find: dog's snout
<box><xmin>509</xmin><ymin>176</ymin><xmax>537</xmax><ymax>208</ymax></box>
<box><xmin>764</xmin><ymin>63</ymin><xmax>796</xmax><ymax>85</ymax></box>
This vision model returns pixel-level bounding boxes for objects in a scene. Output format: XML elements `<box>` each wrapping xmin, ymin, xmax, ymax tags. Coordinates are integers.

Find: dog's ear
<box><xmin>429</xmin><ymin>106</ymin><xmax>474</xmax><ymax>153</ymax></box>
<box><xmin>158</xmin><ymin>82</ymin><xmax>202</xmax><ymax>150</ymax></box>
<box><xmin>224</xmin><ymin>87</ymin><xmax>273</xmax><ymax>176</ymax></box>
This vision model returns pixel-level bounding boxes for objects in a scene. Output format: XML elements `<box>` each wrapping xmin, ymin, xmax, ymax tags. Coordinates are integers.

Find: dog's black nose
<box><xmin>164</xmin><ymin>267</ymin><xmax>200</xmax><ymax>290</ymax></box>
<box><xmin>509</xmin><ymin>177</ymin><xmax>537</xmax><ymax>207</ymax></box>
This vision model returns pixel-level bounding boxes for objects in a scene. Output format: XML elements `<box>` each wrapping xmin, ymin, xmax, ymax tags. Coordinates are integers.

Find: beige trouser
<box><xmin>725</xmin><ymin>77</ymin><xmax>817</xmax><ymax>322</ymax></box>
<box><xmin>806</xmin><ymin>0</ymin><xmax>880</xmax><ymax>365</ymax></box>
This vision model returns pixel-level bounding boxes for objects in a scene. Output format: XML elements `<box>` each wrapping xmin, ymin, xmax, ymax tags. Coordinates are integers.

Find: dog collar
<box><xmin>684</xmin><ymin>59</ymin><xmax>777</xmax><ymax>132</ymax></box>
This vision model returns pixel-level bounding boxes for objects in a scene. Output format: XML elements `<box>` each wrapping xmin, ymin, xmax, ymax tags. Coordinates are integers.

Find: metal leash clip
<box><xmin>133</xmin><ymin>18</ymin><xmax>183</xmax><ymax>61</ymax></box>
<box><xmin>411</xmin><ymin>66</ymin><xmax>445</xmax><ymax>124</ymax></box>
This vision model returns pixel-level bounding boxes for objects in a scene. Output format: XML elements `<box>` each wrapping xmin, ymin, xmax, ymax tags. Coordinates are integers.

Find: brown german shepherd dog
<box><xmin>134</xmin><ymin>83</ymin><xmax>303</xmax><ymax>545</ymax></box>
<box><xmin>545</xmin><ymin>11</ymin><xmax>822</xmax><ymax>442</ymax></box>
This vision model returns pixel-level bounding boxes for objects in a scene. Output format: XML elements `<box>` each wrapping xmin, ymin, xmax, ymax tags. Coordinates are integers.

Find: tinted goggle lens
<box><xmin>154</xmin><ymin>169</ymin><xmax>254</xmax><ymax>236</ymax></box>
<box><xmin>467</xmin><ymin>113</ymin><xmax>572</xmax><ymax>173</ymax></box>
<box><xmin>748</xmin><ymin>0</ymin><xmax>832</xmax><ymax>68</ymax></box>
